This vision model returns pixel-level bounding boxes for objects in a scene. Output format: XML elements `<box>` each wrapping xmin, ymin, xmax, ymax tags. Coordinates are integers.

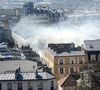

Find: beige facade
<box><xmin>43</xmin><ymin>50</ymin><xmax>88</xmax><ymax>80</ymax></box>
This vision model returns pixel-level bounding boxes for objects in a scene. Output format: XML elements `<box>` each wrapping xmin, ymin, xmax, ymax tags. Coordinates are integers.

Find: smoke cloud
<box><xmin>12</xmin><ymin>15</ymin><xmax>100</xmax><ymax>53</ymax></box>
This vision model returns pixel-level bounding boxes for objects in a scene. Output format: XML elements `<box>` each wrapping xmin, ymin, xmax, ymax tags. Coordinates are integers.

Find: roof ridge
<box><xmin>57</xmin><ymin>74</ymin><xmax>70</xmax><ymax>86</ymax></box>
<box><xmin>61</xmin><ymin>74</ymin><xmax>70</xmax><ymax>87</ymax></box>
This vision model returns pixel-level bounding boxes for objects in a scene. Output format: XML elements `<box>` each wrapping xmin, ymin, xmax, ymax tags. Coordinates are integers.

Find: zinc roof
<box><xmin>0</xmin><ymin>71</ymin><xmax>55</xmax><ymax>81</ymax></box>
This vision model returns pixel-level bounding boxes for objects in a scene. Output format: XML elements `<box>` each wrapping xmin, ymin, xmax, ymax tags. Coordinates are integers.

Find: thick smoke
<box><xmin>12</xmin><ymin>15</ymin><xmax>100</xmax><ymax>53</ymax></box>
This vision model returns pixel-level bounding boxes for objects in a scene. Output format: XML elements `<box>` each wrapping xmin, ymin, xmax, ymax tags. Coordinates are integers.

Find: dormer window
<box><xmin>90</xmin><ymin>44</ymin><xmax>93</xmax><ymax>48</ymax></box>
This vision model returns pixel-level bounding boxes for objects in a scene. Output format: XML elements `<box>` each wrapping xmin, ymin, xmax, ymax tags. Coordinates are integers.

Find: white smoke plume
<box><xmin>12</xmin><ymin>15</ymin><xmax>100</xmax><ymax>53</ymax></box>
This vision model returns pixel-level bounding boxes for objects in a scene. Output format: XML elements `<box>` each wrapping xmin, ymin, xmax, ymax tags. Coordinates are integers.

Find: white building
<box><xmin>0</xmin><ymin>60</ymin><xmax>56</xmax><ymax>90</ymax></box>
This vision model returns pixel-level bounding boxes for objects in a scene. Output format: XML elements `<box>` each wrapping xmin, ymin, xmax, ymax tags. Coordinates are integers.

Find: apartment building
<box><xmin>84</xmin><ymin>39</ymin><xmax>100</xmax><ymax>68</ymax></box>
<box><xmin>0</xmin><ymin>60</ymin><xmax>56</xmax><ymax>90</ymax></box>
<box><xmin>0</xmin><ymin>69</ymin><xmax>56</xmax><ymax>90</ymax></box>
<box><xmin>43</xmin><ymin>43</ymin><xmax>88</xmax><ymax>80</ymax></box>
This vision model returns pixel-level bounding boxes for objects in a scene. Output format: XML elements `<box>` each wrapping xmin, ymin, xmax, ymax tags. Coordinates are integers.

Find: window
<box><xmin>70</xmin><ymin>57</ymin><xmax>75</xmax><ymax>64</ymax></box>
<box><xmin>79</xmin><ymin>67</ymin><xmax>83</xmax><ymax>72</ymax></box>
<box><xmin>79</xmin><ymin>57</ymin><xmax>83</xmax><ymax>64</ymax></box>
<box><xmin>0</xmin><ymin>83</ymin><xmax>2</xmax><ymax>90</ymax></box>
<box><xmin>59</xmin><ymin>58</ymin><xmax>64</xmax><ymax>65</ymax></box>
<box><xmin>38</xmin><ymin>81</ymin><xmax>43</xmax><ymax>90</ymax></box>
<box><xmin>98</xmin><ymin>55</ymin><xmax>100</xmax><ymax>63</ymax></box>
<box><xmin>90</xmin><ymin>55</ymin><xmax>96</xmax><ymax>63</ymax></box>
<box><xmin>59</xmin><ymin>67</ymin><xmax>64</xmax><ymax>74</ymax></box>
<box><xmin>51</xmin><ymin>81</ymin><xmax>54</xmax><ymax>90</ymax></box>
<box><xmin>7</xmin><ymin>83</ymin><xmax>12</xmax><ymax>90</ymax></box>
<box><xmin>71</xmin><ymin>60</ymin><xmax>74</xmax><ymax>64</ymax></box>
<box><xmin>69</xmin><ymin>67</ymin><xmax>74</xmax><ymax>73</ymax></box>
<box><xmin>17</xmin><ymin>82</ymin><xmax>22</xmax><ymax>90</ymax></box>
<box><xmin>28</xmin><ymin>82</ymin><xmax>33</xmax><ymax>90</ymax></box>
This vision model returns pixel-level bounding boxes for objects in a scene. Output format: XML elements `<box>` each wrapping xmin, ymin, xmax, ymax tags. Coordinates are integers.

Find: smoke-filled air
<box><xmin>12</xmin><ymin>15</ymin><xmax>100</xmax><ymax>52</ymax></box>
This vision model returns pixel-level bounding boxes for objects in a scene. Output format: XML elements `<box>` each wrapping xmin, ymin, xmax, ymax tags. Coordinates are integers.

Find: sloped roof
<box><xmin>57</xmin><ymin>74</ymin><xmax>70</xmax><ymax>86</ymax></box>
<box><xmin>57</xmin><ymin>73</ymin><xmax>80</xmax><ymax>87</ymax></box>
<box><xmin>0</xmin><ymin>70</ymin><xmax>55</xmax><ymax>81</ymax></box>
<box><xmin>84</xmin><ymin>39</ymin><xmax>100</xmax><ymax>51</ymax></box>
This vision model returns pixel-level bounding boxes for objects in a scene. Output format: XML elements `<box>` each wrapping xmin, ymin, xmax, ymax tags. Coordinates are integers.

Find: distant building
<box><xmin>23</xmin><ymin>2</ymin><xmax>34</xmax><ymax>15</ymax></box>
<box><xmin>0</xmin><ymin>19</ymin><xmax>15</xmax><ymax>47</ymax></box>
<box><xmin>21</xmin><ymin>45</ymin><xmax>40</xmax><ymax>60</ymax></box>
<box><xmin>0</xmin><ymin>47</ymin><xmax>25</xmax><ymax>60</ymax></box>
<box><xmin>23</xmin><ymin>2</ymin><xmax>65</xmax><ymax>24</ymax></box>
<box><xmin>0</xmin><ymin>60</ymin><xmax>56</xmax><ymax>90</ymax></box>
<box><xmin>84</xmin><ymin>39</ymin><xmax>100</xmax><ymax>68</ymax></box>
<box><xmin>43</xmin><ymin>43</ymin><xmax>88</xmax><ymax>80</ymax></box>
<box><xmin>0</xmin><ymin>8</ymin><xmax>22</xmax><ymax>16</ymax></box>
<box><xmin>57</xmin><ymin>73</ymin><xmax>80</xmax><ymax>90</ymax></box>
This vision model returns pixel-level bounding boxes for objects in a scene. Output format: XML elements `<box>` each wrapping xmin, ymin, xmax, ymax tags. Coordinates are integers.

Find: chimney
<box><xmin>35</xmin><ymin>70</ymin><xmax>42</xmax><ymax>79</ymax></box>
<box><xmin>15</xmin><ymin>67</ymin><xmax>21</xmax><ymax>80</ymax></box>
<box><xmin>15</xmin><ymin>67</ymin><xmax>21</xmax><ymax>75</ymax></box>
<box><xmin>15</xmin><ymin>67</ymin><xmax>23</xmax><ymax>80</ymax></box>
<box><xmin>35</xmin><ymin>70</ymin><xmax>38</xmax><ymax>78</ymax></box>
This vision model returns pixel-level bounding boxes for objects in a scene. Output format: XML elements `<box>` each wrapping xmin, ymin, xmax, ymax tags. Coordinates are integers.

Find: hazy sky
<box><xmin>12</xmin><ymin>14</ymin><xmax>100</xmax><ymax>53</ymax></box>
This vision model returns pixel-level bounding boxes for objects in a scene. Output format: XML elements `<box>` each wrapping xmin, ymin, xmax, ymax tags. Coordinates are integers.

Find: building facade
<box><xmin>23</xmin><ymin>2</ymin><xmax>65</xmax><ymax>24</ymax></box>
<box><xmin>43</xmin><ymin>43</ymin><xmax>88</xmax><ymax>80</ymax></box>
<box><xmin>0</xmin><ymin>69</ymin><xmax>56</xmax><ymax>90</ymax></box>
<box><xmin>21</xmin><ymin>45</ymin><xmax>39</xmax><ymax>60</ymax></box>
<box><xmin>0</xmin><ymin>60</ymin><xmax>56</xmax><ymax>90</ymax></box>
<box><xmin>0</xmin><ymin>21</ymin><xmax>15</xmax><ymax>47</ymax></box>
<box><xmin>84</xmin><ymin>39</ymin><xmax>100</xmax><ymax>68</ymax></box>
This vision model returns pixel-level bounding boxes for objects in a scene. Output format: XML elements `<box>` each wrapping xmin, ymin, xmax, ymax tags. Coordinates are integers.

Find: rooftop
<box><xmin>46</xmin><ymin>48</ymin><xmax>86</xmax><ymax>56</ymax></box>
<box><xmin>84</xmin><ymin>39</ymin><xmax>100</xmax><ymax>51</ymax></box>
<box><xmin>48</xmin><ymin>43</ymin><xmax>82</xmax><ymax>54</ymax></box>
<box><xmin>46</xmin><ymin>43</ymin><xmax>85</xmax><ymax>56</ymax></box>
<box><xmin>0</xmin><ymin>69</ymin><xmax>55</xmax><ymax>81</ymax></box>
<box><xmin>57</xmin><ymin>73</ymin><xmax>80</xmax><ymax>87</ymax></box>
<box><xmin>0</xmin><ymin>60</ymin><xmax>37</xmax><ymax>73</ymax></box>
